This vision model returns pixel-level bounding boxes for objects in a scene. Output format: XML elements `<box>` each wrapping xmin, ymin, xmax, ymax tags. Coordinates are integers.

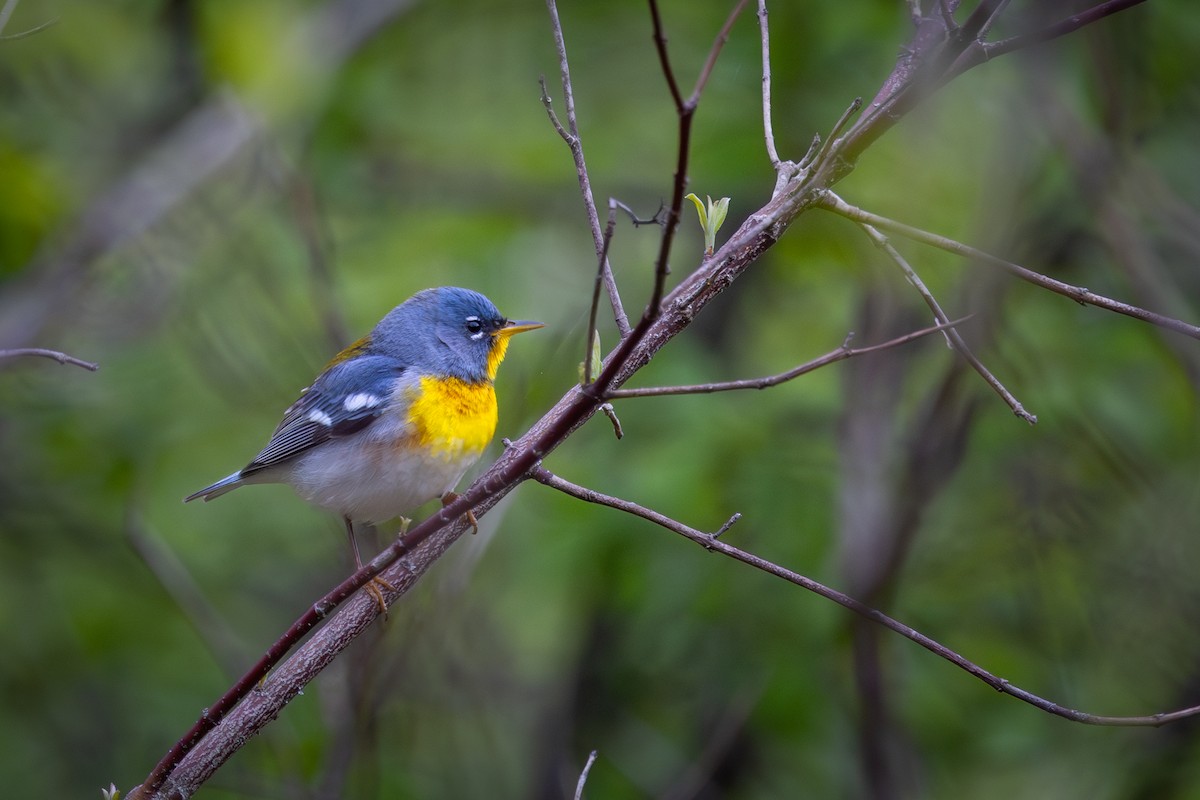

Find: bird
<box><xmin>185</xmin><ymin>286</ymin><xmax>543</xmax><ymax>610</ymax></box>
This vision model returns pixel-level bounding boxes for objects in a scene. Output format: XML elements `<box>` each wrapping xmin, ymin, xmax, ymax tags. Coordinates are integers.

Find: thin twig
<box><xmin>857</xmin><ymin>222</ymin><xmax>1036</xmax><ymax>423</ymax></box>
<box><xmin>808</xmin><ymin>96</ymin><xmax>862</xmax><ymax>172</ymax></box>
<box><xmin>648</xmin><ymin>0</ymin><xmax>686</xmax><ymax>112</ymax></box>
<box><xmin>585</xmin><ymin>202</ymin><xmax>619</xmax><ymax>383</ymax></box>
<box><xmin>644</xmin><ymin>0</ymin><xmax>747</xmax><ymax>318</ymax></box>
<box><xmin>756</xmin><ymin>0</ymin><xmax>781</xmax><ymax>169</ymax></box>
<box><xmin>0</xmin><ymin>15</ymin><xmax>56</xmax><ymax>40</ymax></box>
<box><xmin>819</xmin><ymin>192</ymin><xmax>1200</xmax><ymax>340</ymax></box>
<box><xmin>966</xmin><ymin>0</ymin><xmax>1148</xmax><ymax>72</ymax></box>
<box><xmin>607</xmin><ymin>317</ymin><xmax>967</xmax><ymax>398</ymax></box>
<box><xmin>600</xmin><ymin>403</ymin><xmax>624</xmax><ymax>439</ymax></box>
<box><xmin>542</xmin><ymin>1</ymin><xmax>630</xmax><ymax>334</ymax></box>
<box><xmin>531</xmin><ymin>467</ymin><xmax>1200</xmax><ymax>728</ymax></box>
<box><xmin>687</xmin><ymin>0</ymin><xmax>750</xmax><ymax>107</ymax></box>
<box><xmin>0</xmin><ymin>347</ymin><xmax>99</xmax><ymax>371</ymax></box>
<box><xmin>574</xmin><ymin>750</ymin><xmax>598</xmax><ymax>800</ymax></box>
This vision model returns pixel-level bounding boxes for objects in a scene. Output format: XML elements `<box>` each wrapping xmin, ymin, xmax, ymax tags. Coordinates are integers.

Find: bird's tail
<box><xmin>184</xmin><ymin>471</ymin><xmax>244</xmax><ymax>503</ymax></box>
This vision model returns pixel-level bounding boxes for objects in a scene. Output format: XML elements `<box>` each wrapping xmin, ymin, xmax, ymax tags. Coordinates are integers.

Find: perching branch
<box><xmin>531</xmin><ymin>466</ymin><xmax>1200</xmax><ymax>729</ymax></box>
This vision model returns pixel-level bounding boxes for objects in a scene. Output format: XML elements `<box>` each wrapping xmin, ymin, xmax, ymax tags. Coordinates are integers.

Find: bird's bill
<box><xmin>498</xmin><ymin>320</ymin><xmax>545</xmax><ymax>337</ymax></box>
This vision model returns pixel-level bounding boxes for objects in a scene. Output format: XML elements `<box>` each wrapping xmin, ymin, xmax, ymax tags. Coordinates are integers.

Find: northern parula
<box><xmin>185</xmin><ymin>286</ymin><xmax>543</xmax><ymax>583</ymax></box>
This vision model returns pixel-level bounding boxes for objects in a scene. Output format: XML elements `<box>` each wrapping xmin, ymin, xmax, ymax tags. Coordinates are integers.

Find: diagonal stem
<box><xmin>532</xmin><ymin>466</ymin><xmax>1200</xmax><ymax>729</ymax></box>
<box><xmin>820</xmin><ymin>192</ymin><xmax>1200</xmax><ymax>340</ymax></box>
<box><xmin>607</xmin><ymin>317</ymin><xmax>967</xmax><ymax>398</ymax></box>
<box><xmin>857</xmin><ymin>222</ymin><xmax>1036</xmax><ymax>423</ymax></box>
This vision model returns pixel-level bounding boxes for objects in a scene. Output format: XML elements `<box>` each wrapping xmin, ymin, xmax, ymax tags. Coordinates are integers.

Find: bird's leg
<box><xmin>441</xmin><ymin>492</ymin><xmax>478</xmax><ymax>534</ymax></box>
<box><xmin>345</xmin><ymin>517</ymin><xmax>393</xmax><ymax>616</ymax></box>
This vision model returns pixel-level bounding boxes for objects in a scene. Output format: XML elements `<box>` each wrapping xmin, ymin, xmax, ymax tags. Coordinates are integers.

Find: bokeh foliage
<box><xmin>2</xmin><ymin>0</ymin><xmax>1200</xmax><ymax>797</ymax></box>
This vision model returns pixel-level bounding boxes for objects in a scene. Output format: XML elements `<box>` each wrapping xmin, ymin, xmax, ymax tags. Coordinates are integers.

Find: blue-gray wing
<box><xmin>241</xmin><ymin>355</ymin><xmax>407</xmax><ymax>476</ymax></box>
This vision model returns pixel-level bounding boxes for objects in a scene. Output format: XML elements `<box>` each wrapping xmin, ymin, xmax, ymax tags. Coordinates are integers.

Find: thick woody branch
<box><xmin>531</xmin><ymin>467</ymin><xmax>1200</xmax><ymax>729</ymax></box>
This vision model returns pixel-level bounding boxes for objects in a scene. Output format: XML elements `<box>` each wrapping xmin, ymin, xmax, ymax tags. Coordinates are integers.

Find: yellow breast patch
<box><xmin>406</xmin><ymin>376</ymin><xmax>498</xmax><ymax>460</ymax></box>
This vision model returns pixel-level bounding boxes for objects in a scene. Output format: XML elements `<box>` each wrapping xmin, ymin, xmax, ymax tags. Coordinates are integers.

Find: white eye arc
<box><xmin>465</xmin><ymin>315</ymin><xmax>485</xmax><ymax>339</ymax></box>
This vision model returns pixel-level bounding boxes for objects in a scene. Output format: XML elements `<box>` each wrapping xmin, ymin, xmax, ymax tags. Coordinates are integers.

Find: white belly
<box><xmin>285</xmin><ymin>427</ymin><xmax>481</xmax><ymax>523</ymax></box>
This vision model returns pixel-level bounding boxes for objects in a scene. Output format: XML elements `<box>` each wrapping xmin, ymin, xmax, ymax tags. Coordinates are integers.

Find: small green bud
<box><xmin>685</xmin><ymin>193</ymin><xmax>731</xmax><ymax>255</ymax></box>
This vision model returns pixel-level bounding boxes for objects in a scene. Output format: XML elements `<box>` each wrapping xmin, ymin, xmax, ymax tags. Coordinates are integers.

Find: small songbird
<box><xmin>185</xmin><ymin>287</ymin><xmax>543</xmax><ymax>606</ymax></box>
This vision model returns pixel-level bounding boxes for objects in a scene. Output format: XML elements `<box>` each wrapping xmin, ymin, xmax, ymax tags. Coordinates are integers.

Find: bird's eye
<box><xmin>465</xmin><ymin>317</ymin><xmax>483</xmax><ymax>333</ymax></box>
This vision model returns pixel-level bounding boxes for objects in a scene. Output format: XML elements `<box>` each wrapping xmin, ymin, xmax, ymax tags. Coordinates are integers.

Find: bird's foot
<box><xmin>441</xmin><ymin>492</ymin><xmax>479</xmax><ymax>534</ymax></box>
<box><xmin>364</xmin><ymin>575</ymin><xmax>396</xmax><ymax>617</ymax></box>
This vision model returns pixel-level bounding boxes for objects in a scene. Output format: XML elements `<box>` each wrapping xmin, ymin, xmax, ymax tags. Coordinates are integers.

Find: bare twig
<box><xmin>756</xmin><ymin>0</ymin><xmax>781</xmax><ymax>169</ymax></box>
<box><xmin>686</xmin><ymin>0</ymin><xmax>750</xmax><ymax>108</ymax></box>
<box><xmin>807</xmin><ymin>96</ymin><xmax>862</xmax><ymax>173</ymax></box>
<box><xmin>574</xmin><ymin>750</ymin><xmax>598</xmax><ymax>800</ymax></box>
<box><xmin>0</xmin><ymin>15</ymin><xmax>56</xmax><ymax>40</ymax></box>
<box><xmin>820</xmin><ymin>192</ymin><xmax>1200</xmax><ymax>340</ymax></box>
<box><xmin>856</xmin><ymin>222</ymin><xmax>1036</xmax><ymax>423</ymax></box>
<box><xmin>585</xmin><ymin>202</ymin><xmax>619</xmax><ymax>384</ymax></box>
<box><xmin>541</xmin><ymin>0</ymin><xmax>630</xmax><ymax>334</ymax></box>
<box><xmin>644</xmin><ymin>0</ymin><xmax>749</xmax><ymax>317</ymax></box>
<box><xmin>607</xmin><ymin>317</ymin><xmax>967</xmax><ymax>398</ymax></box>
<box><xmin>952</xmin><ymin>0</ymin><xmax>1150</xmax><ymax>76</ymax></box>
<box><xmin>532</xmin><ymin>466</ymin><xmax>1200</xmax><ymax>728</ymax></box>
<box><xmin>600</xmin><ymin>402</ymin><xmax>624</xmax><ymax>439</ymax></box>
<box><xmin>0</xmin><ymin>347</ymin><xmax>99</xmax><ymax>371</ymax></box>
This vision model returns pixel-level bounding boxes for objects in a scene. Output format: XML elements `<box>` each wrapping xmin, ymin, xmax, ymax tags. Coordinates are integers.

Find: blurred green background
<box><xmin>2</xmin><ymin>0</ymin><xmax>1200</xmax><ymax>797</ymax></box>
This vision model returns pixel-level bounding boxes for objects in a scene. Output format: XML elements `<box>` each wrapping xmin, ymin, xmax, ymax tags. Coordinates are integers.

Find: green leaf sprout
<box><xmin>685</xmin><ymin>193</ymin><xmax>731</xmax><ymax>255</ymax></box>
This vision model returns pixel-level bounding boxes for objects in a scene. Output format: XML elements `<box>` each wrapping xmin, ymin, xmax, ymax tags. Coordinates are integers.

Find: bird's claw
<box><xmin>364</xmin><ymin>575</ymin><xmax>395</xmax><ymax>617</ymax></box>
